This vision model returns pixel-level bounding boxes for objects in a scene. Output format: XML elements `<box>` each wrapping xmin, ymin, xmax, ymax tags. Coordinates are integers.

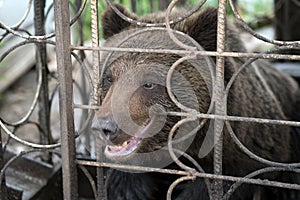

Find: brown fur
<box><xmin>94</xmin><ymin>4</ymin><xmax>300</xmax><ymax>200</ymax></box>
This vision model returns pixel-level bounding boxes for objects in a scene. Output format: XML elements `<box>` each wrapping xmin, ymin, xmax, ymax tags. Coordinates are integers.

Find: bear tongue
<box><xmin>105</xmin><ymin>136</ymin><xmax>140</xmax><ymax>157</ymax></box>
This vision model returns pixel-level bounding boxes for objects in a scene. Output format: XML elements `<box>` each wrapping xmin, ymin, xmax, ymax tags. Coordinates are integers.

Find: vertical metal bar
<box><xmin>90</xmin><ymin>0</ymin><xmax>106</xmax><ymax>199</ymax></box>
<box><xmin>53</xmin><ymin>0</ymin><xmax>78</xmax><ymax>199</ymax></box>
<box><xmin>131</xmin><ymin>0</ymin><xmax>136</xmax><ymax>13</ymax></box>
<box><xmin>96</xmin><ymin>139</ymin><xmax>106</xmax><ymax>200</ymax></box>
<box><xmin>75</xmin><ymin>0</ymin><xmax>85</xmax><ymax>60</ymax></box>
<box><xmin>0</xmin><ymin>128</ymin><xmax>8</xmax><ymax>200</ymax></box>
<box><xmin>150</xmin><ymin>0</ymin><xmax>154</xmax><ymax>13</ymax></box>
<box><xmin>34</xmin><ymin>0</ymin><xmax>53</xmax><ymax>157</ymax></box>
<box><xmin>159</xmin><ymin>0</ymin><xmax>169</xmax><ymax>10</ymax></box>
<box><xmin>91</xmin><ymin>1</ymin><xmax>100</xmax><ymax>105</ymax></box>
<box><xmin>211</xmin><ymin>0</ymin><xmax>227</xmax><ymax>199</ymax></box>
<box><xmin>0</xmin><ymin>129</ymin><xmax>3</xmax><ymax>171</ymax></box>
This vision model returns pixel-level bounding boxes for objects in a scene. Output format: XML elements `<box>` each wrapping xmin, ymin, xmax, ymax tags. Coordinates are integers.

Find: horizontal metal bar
<box><xmin>71</xmin><ymin>46</ymin><xmax>300</xmax><ymax>60</ymax></box>
<box><xmin>76</xmin><ymin>160</ymin><xmax>300</xmax><ymax>191</ymax></box>
<box><xmin>68</xmin><ymin>104</ymin><xmax>300</xmax><ymax>127</ymax></box>
<box><xmin>167</xmin><ymin>112</ymin><xmax>300</xmax><ymax>127</ymax></box>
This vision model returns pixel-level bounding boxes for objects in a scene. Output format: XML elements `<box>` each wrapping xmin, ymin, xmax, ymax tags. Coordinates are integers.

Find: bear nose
<box><xmin>92</xmin><ymin>117</ymin><xmax>118</xmax><ymax>141</ymax></box>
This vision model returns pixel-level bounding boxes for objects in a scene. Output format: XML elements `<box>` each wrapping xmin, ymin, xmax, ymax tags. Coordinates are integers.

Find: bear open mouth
<box><xmin>104</xmin><ymin>119</ymin><xmax>153</xmax><ymax>158</ymax></box>
<box><xmin>105</xmin><ymin>136</ymin><xmax>142</xmax><ymax>157</ymax></box>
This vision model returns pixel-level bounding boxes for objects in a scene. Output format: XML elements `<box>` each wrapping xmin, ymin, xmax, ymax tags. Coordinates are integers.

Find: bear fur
<box><xmin>92</xmin><ymin>4</ymin><xmax>300</xmax><ymax>200</ymax></box>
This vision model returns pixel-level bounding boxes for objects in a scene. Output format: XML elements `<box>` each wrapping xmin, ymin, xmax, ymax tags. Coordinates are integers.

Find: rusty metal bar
<box><xmin>90</xmin><ymin>1</ymin><xmax>100</xmax><ymax>105</ymax></box>
<box><xmin>167</xmin><ymin>176</ymin><xmax>195</xmax><ymax>199</ymax></box>
<box><xmin>53</xmin><ymin>0</ymin><xmax>78</xmax><ymax>199</ymax></box>
<box><xmin>72</xmin><ymin>106</ymin><xmax>300</xmax><ymax>128</ymax></box>
<box><xmin>77</xmin><ymin>160</ymin><xmax>300</xmax><ymax>191</ymax></box>
<box><xmin>33</xmin><ymin>0</ymin><xmax>53</xmax><ymax>157</ymax></box>
<box><xmin>90</xmin><ymin>0</ymin><xmax>106</xmax><ymax>199</ymax></box>
<box><xmin>70</xmin><ymin>45</ymin><xmax>300</xmax><ymax>61</ymax></box>
<box><xmin>211</xmin><ymin>0</ymin><xmax>227</xmax><ymax>199</ymax></box>
<box><xmin>0</xmin><ymin>128</ymin><xmax>8</xmax><ymax>200</ymax></box>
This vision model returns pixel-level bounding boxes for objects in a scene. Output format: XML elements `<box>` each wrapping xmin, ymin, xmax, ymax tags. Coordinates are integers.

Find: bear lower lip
<box><xmin>104</xmin><ymin>118</ymin><xmax>154</xmax><ymax>158</ymax></box>
<box><xmin>104</xmin><ymin>136</ymin><xmax>141</xmax><ymax>157</ymax></box>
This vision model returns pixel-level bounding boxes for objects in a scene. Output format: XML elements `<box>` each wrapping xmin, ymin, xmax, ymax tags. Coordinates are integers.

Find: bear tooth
<box><xmin>122</xmin><ymin>141</ymin><xmax>128</xmax><ymax>147</ymax></box>
<box><xmin>109</xmin><ymin>145</ymin><xmax>122</xmax><ymax>151</ymax></box>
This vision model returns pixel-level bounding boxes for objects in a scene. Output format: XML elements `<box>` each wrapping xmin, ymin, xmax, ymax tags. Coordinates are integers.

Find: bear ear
<box><xmin>183</xmin><ymin>7</ymin><xmax>218</xmax><ymax>51</ymax></box>
<box><xmin>101</xmin><ymin>4</ymin><xmax>137</xmax><ymax>39</ymax></box>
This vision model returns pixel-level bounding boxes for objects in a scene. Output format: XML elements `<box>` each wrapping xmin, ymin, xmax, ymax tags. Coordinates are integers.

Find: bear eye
<box><xmin>143</xmin><ymin>83</ymin><xmax>156</xmax><ymax>90</ymax></box>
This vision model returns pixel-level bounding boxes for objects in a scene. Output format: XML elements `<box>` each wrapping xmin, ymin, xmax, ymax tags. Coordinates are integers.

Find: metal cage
<box><xmin>0</xmin><ymin>0</ymin><xmax>300</xmax><ymax>199</ymax></box>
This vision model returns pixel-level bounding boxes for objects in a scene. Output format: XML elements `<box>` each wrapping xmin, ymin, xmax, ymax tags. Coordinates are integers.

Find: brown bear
<box><xmin>91</xmin><ymin>3</ymin><xmax>300</xmax><ymax>200</ymax></box>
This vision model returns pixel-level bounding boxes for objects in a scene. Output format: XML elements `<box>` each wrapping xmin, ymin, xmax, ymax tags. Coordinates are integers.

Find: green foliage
<box><xmin>238</xmin><ymin>0</ymin><xmax>273</xmax><ymax>28</ymax></box>
<box><xmin>73</xmin><ymin>0</ymin><xmax>273</xmax><ymax>41</ymax></box>
<box><xmin>70</xmin><ymin>0</ymin><xmax>105</xmax><ymax>41</ymax></box>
